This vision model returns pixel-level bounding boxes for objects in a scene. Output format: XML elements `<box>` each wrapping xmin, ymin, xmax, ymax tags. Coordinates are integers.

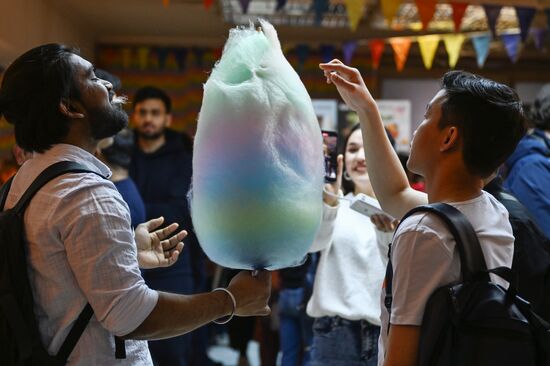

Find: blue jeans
<box><xmin>308</xmin><ymin>316</ymin><xmax>380</xmax><ymax>366</ymax></box>
<box><xmin>278</xmin><ymin>287</ymin><xmax>314</xmax><ymax>366</ymax></box>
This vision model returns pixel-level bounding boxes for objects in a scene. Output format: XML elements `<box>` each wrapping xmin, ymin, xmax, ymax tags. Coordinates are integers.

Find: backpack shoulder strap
<box><xmin>12</xmin><ymin>161</ymin><xmax>105</xmax><ymax>215</ymax></box>
<box><xmin>0</xmin><ymin>175</ymin><xmax>14</xmax><ymax>210</ymax></box>
<box><xmin>384</xmin><ymin>202</ymin><xmax>489</xmax><ymax>330</ymax></box>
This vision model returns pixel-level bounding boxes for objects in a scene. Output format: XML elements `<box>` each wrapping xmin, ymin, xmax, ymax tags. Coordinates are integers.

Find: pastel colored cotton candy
<box><xmin>191</xmin><ymin>20</ymin><xmax>324</xmax><ymax>270</ymax></box>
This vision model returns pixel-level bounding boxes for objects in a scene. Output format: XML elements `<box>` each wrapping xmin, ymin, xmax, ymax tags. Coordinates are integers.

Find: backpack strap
<box><xmin>12</xmin><ymin>161</ymin><xmax>105</xmax><ymax>215</ymax></box>
<box><xmin>10</xmin><ymin>161</ymin><xmax>108</xmax><ymax>363</ymax></box>
<box><xmin>384</xmin><ymin>203</ymin><xmax>489</xmax><ymax>332</ymax></box>
<box><xmin>0</xmin><ymin>175</ymin><xmax>14</xmax><ymax>210</ymax></box>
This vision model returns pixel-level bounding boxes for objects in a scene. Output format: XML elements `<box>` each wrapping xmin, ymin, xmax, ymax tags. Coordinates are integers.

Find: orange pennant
<box><xmin>415</xmin><ymin>0</ymin><xmax>437</xmax><ymax>30</ymax></box>
<box><xmin>389</xmin><ymin>37</ymin><xmax>412</xmax><ymax>72</ymax></box>
<box><xmin>204</xmin><ymin>0</ymin><xmax>213</xmax><ymax>10</ymax></box>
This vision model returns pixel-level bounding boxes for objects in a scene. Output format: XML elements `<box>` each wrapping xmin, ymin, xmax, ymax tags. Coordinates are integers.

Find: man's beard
<box><xmin>136</xmin><ymin>126</ymin><xmax>165</xmax><ymax>141</ymax></box>
<box><xmin>88</xmin><ymin>103</ymin><xmax>129</xmax><ymax>140</ymax></box>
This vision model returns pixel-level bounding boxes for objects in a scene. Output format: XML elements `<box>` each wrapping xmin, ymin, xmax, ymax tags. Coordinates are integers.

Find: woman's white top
<box><xmin>307</xmin><ymin>193</ymin><xmax>393</xmax><ymax>325</ymax></box>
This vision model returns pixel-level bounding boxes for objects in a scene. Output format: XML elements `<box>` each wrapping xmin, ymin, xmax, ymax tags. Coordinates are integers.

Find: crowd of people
<box><xmin>0</xmin><ymin>42</ymin><xmax>549</xmax><ymax>366</ymax></box>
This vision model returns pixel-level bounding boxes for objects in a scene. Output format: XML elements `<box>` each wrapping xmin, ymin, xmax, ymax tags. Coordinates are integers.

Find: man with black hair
<box><xmin>129</xmin><ymin>86</ymin><xmax>204</xmax><ymax>366</ymax></box>
<box><xmin>0</xmin><ymin>44</ymin><xmax>271</xmax><ymax>365</ymax></box>
<box><xmin>320</xmin><ymin>60</ymin><xmax>526</xmax><ymax>366</ymax></box>
<box><xmin>504</xmin><ymin>84</ymin><xmax>550</xmax><ymax>239</ymax></box>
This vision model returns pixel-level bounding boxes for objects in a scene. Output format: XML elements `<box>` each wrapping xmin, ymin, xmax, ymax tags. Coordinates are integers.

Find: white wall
<box><xmin>0</xmin><ymin>0</ymin><xmax>94</xmax><ymax>67</ymax></box>
<box><xmin>381</xmin><ymin>78</ymin><xmax>441</xmax><ymax>134</ymax></box>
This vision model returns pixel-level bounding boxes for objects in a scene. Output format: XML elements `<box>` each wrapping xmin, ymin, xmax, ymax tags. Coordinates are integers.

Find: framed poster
<box><xmin>338</xmin><ymin>100</ymin><xmax>411</xmax><ymax>152</ymax></box>
<box><xmin>312</xmin><ymin>99</ymin><xmax>338</xmax><ymax>132</ymax></box>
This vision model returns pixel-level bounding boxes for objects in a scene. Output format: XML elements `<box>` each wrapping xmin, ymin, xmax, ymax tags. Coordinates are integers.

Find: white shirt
<box><xmin>5</xmin><ymin>144</ymin><xmax>158</xmax><ymax>365</ymax></box>
<box><xmin>307</xmin><ymin>193</ymin><xmax>393</xmax><ymax>325</ymax></box>
<box><xmin>378</xmin><ymin>191</ymin><xmax>514</xmax><ymax>365</ymax></box>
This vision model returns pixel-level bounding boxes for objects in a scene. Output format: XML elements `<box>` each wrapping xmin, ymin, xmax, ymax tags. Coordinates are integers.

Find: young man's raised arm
<box><xmin>319</xmin><ymin>60</ymin><xmax>427</xmax><ymax>218</ymax></box>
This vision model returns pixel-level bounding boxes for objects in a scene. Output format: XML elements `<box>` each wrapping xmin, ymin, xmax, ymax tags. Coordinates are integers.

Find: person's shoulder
<box><xmin>395</xmin><ymin>211</ymin><xmax>447</xmax><ymax>241</ymax></box>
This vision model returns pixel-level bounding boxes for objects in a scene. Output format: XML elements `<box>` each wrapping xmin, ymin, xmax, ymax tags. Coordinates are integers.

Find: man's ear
<box><xmin>59</xmin><ymin>99</ymin><xmax>85</xmax><ymax>119</ymax></box>
<box><xmin>440</xmin><ymin>126</ymin><xmax>459</xmax><ymax>152</ymax></box>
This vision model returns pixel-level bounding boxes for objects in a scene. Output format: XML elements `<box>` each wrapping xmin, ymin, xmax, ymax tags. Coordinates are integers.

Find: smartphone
<box><xmin>322</xmin><ymin>130</ymin><xmax>338</xmax><ymax>183</ymax></box>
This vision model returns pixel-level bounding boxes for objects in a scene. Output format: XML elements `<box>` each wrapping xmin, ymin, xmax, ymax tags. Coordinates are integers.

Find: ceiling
<box><xmin>49</xmin><ymin>0</ymin><xmax>550</xmax><ymax>48</ymax></box>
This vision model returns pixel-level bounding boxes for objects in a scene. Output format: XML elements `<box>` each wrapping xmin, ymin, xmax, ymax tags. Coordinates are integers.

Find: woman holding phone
<box><xmin>306</xmin><ymin>123</ymin><xmax>395</xmax><ymax>366</ymax></box>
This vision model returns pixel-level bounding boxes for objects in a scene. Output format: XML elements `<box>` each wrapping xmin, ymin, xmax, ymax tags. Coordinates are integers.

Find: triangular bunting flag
<box><xmin>472</xmin><ymin>35</ymin><xmax>491</xmax><ymax>68</ymax></box>
<box><xmin>163</xmin><ymin>0</ymin><xmax>170</xmax><ymax>7</ymax></box>
<box><xmin>483</xmin><ymin>5</ymin><xmax>502</xmax><ymax>38</ymax></box>
<box><xmin>443</xmin><ymin>34</ymin><xmax>465</xmax><ymax>69</ymax></box>
<box><xmin>343</xmin><ymin>41</ymin><xmax>358</xmax><ymax>64</ymax></box>
<box><xmin>389</xmin><ymin>37</ymin><xmax>412</xmax><ymax>72</ymax></box>
<box><xmin>415</xmin><ymin>0</ymin><xmax>437</xmax><ymax>30</ymax></box>
<box><xmin>204</xmin><ymin>0</ymin><xmax>213</xmax><ymax>10</ymax></box>
<box><xmin>321</xmin><ymin>45</ymin><xmax>335</xmax><ymax>63</ymax></box>
<box><xmin>418</xmin><ymin>35</ymin><xmax>440</xmax><ymax>69</ymax></box>
<box><xmin>515</xmin><ymin>7</ymin><xmax>537</xmax><ymax>42</ymax></box>
<box><xmin>314</xmin><ymin>0</ymin><xmax>330</xmax><ymax>26</ymax></box>
<box><xmin>381</xmin><ymin>0</ymin><xmax>402</xmax><ymax>26</ymax></box>
<box><xmin>276</xmin><ymin>0</ymin><xmax>287</xmax><ymax>11</ymax></box>
<box><xmin>547</xmin><ymin>9</ymin><xmax>550</xmax><ymax>30</ymax></box>
<box><xmin>502</xmin><ymin>34</ymin><xmax>522</xmax><ymax>63</ymax></box>
<box><xmin>450</xmin><ymin>2</ymin><xmax>468</xmax><ymax>32</ymax></box>
<box><xmin>531</xmin><ymin>28</ymin><xmax>546</xmax><ymax>50</ymax></box>
<box><xmin>137</xmin><ymin>47</ymin><xmax>150</xmax><ymax>70</ymax></box>
<box><xmin>345</xmin><ymin>0</ymin><xmax>365</xmax><ymax>31</ymax></box>
<box><xmin>239</xmin><ymin>0</ymin><xmax>251</xmax><ymax>13</ymax></box>
<box><xmin>368</xmin><ymin>39</ymin><xmax>385</xmax><ymax>70</ymax></box>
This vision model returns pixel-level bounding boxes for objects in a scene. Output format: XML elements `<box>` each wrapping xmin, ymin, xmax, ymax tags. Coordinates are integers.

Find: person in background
<box><xmin>397</xmin><ymin>152</ymin><xmax>425</xmax><ymax>192</ymax></box>
<box><xmin>97</xmin><ymin>128</ymin><xmax>145</xmax><ymax>228</ymax></box>
<box><xmin>504</xmin><ymin>85</ymin><xmax>550</xmax><ymax>239</ymax></box>
<box><xmin>278</xmin><ymin>254</ymin><xmax>316</xmax><ymax>366</ymax></box>
<box><xmin>130</xmin><ymin>86</ymin><xmax>205</xmax><ymax>366</ymax></box>
<box><xmin>306</xmin><ymin>123</ymin><xmax>395</xmax><ymax>366</ymax></box>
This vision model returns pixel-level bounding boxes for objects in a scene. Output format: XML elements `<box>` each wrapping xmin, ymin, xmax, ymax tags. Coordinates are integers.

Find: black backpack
<box><xmin>0</xmin><ymin>161</ymin><xmax>99</xmax><ymax>365</ymax></box>
<box><xmin>384</xmin><ymin>203</ymin><xmax>550</xmax><ymax>366</ymax></box>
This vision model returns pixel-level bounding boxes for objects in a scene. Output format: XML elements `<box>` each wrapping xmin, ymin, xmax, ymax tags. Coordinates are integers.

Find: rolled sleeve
<box><xmin>309</xmin><ymin>202</ymin><xmax>339</xmax><ymax>253</ymax></box>
<box><xmin>54</xmin><ymin>177</ymin><xmax>158</xmax><ymax>336</ymax></box>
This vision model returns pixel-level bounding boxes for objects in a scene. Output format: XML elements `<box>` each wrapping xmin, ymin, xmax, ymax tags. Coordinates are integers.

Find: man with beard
<box><xmin>0</xmin><ymin>44</ymin><xmax>271</xmax><ymax>365</ymax></box>
<box><xmin>129</xmin><ymin>86</ymin><xmax>204</xmax><ymax>366</ymax></box>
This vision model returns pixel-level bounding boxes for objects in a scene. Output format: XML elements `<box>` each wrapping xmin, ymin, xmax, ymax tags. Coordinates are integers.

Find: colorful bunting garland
<box><xmin>343</xmin><ymin>41</ymin><xmax>358</xmax><ymax>64</ymax></box>
<box><xmin>450</xmin><ymin>2</ymin><xmax>468</xmax><ymax>33</ymax></box>
<box><xmin>381</xmin><ymin>0</ymin><xmax>402</xmax><ymax>26</ymax></box>
<box><xmin>483</xmin><ymin>4</ymin><xmax>502</xmax><ymax>38</ymax></box>
<box><xmin>345</xmin><ymin>0</ymin><xmax>365</xmax><ymax>31</ymax></box>
<box><xmin>515</xmin><ymin>7</ymin><xmax>537</xmax><ymax>42</ymax></box>
<box><xmin>472</xmin><ymin>35</ymin><xmax>491</xmax><ymax>68</ymax></box>
<box><xmin>415</xmin><ymin>0</ymin><xmax>437</xmax><ymax>30</ymax></box>
<box><xmin>368</xmin><ymin>39</ymin><xmax>385</xmax><ymax>70</ymax></box>
<box><xmin>502</xmin><ymin>34</ymin><xmax>522</xmax><ymax>63</ymax></box>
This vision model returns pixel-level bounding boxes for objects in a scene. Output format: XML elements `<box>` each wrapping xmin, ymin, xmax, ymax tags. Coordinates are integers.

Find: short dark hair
<box><xmin>133</xmin><ymin>86</ymin><xmax>171</xmax><ymax>113</ymax></box>
<box><xmin>532</xmin><ymin>84</ymin><xmax>550</xmax><ymax>131</ymax></box>
<box><xmin>100</xmin><ymin>128</ymin><xmax>134</xmax><ymax>169</ymax></box>
<box><xmin>440</xmin><ymin>71</ymin><xmax>526</xmax><ymax>178</ymax></box>
<box><xmin>0</xmin><ymin>44</ymin><xmax>80</xmax><ymax>152</ymax></box>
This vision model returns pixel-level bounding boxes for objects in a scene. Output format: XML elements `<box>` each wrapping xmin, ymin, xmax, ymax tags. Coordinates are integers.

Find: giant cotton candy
<box><xmin>191</xmin><ymin>20</ymin><xmax>324</xmax><ymax>270</ymax></box>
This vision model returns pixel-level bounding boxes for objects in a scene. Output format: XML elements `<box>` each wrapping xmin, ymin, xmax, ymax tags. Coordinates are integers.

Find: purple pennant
<box><xmin>343</xmin><ymin>41</ymin><xmax>358</xmax><ymax>64</ymax></box>
<box><xmin>531</xmin><ymin>28</ymin><xmax>546</xmax><ymax>50</ymax></box>
<box><xmin>483</xmin><ymin>4</ymin><xmax>502</xmax><ymax>38</ymax></box>
<box><xmin>515</xmin><ymin>7</ymin><xmax>536</xmax><ymax>42</ymax></box>
<box><xmin>314</xmin><ymin>0</ymin><xmax>329</xmax><ymax>26</ymax></box>
<box><xmin>276</xmin><ymin>0</ymin><xmax>287</xmax><ymax>11</ymax></box>
<box><xmin>174</xmin><ymin>48</ymin><xmax>188</xmax><ymax>70</ymax></box>
<box><xmin>320</xmin><ymin>45</ymin><xmax>335</xmax><ymax>63</ymax></box>
<box><xmin>239</xmin><ymin>0</ymin><xmax>251</xmax><ymax>13</ymax></box>
<box><xmin>502</xmin><ymin>34</ymin><xmax>521</xmax><ymax>63</ymax></box>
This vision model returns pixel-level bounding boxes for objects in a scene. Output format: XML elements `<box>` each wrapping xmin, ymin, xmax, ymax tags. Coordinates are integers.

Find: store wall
<box><xmin>0</xmin><ymin>0</ymin><xmax>94</xmax><ymax>67</ymax></box>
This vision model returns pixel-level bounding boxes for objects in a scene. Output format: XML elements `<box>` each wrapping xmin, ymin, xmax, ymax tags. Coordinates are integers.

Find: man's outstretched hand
<box><xmin>135</xmin><ymin>217</ymin><xmax>186</xmax><ymax>269</ymax></box>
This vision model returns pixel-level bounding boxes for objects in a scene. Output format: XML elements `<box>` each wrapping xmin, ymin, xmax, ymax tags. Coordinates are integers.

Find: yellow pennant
<box><xmin>390</xmin><ymin>37</ymin><xmax>412</xmax><ymax>72</ymax></box>
<box><xmin>381</xmin><ymin>0</ymin><xmax>402</xmax><ymax>26</ymax></box>
<box><xmin>443</xmin><ymin>34</ymin><xmax>466</xmax><ymax>69</ymax></box>
<box><xmin>345</xmin><ymin>0</ymin><xmax>365</xmax><ymax>31</ymax></box>
<box><xmin>417</xmin><ymin>35</ymin><xmax>440</xmax><ymax>70</ymax></box>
